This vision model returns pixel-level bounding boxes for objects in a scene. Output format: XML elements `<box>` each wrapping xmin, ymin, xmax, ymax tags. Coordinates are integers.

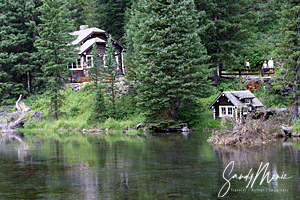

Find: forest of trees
<box><xmin>0</xmin><ymin>0</ymin><xmax>299</xmax><ymax>124</ymax></box>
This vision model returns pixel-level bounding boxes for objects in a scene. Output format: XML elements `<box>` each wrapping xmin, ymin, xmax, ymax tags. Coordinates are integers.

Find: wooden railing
<box><xmin>219</xmin><ymin>68</ymin><xmax>274</xmax><ymax>78</ymax></box>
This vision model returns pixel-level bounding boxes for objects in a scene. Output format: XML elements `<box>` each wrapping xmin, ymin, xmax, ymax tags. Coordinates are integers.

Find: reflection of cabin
<box><xmin>209</xmin><ymin>90</ymin><xmax>263</xmax><ymax>120</ymax></box>
<box><xmin>68</xmin><ymin>25</ymin><xmax>125</xmax><ymax>83</ymax></box>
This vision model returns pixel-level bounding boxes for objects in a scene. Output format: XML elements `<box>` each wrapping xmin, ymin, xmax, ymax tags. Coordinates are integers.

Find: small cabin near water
<box><xmin>209</xmin><ymin>90</ymin><xmax>263</xmax><ymax>120</ymax></box>
<box><xmin>68</xmin><ymin>25</ymin><xmax>125</xmax><ymax>83</ymax></box>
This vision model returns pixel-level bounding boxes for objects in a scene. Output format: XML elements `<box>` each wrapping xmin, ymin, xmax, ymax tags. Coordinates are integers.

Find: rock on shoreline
<box><xmin>1</xmin><ymin>95</ymin><xmax>44</xmax><ymax>132</ymax></box>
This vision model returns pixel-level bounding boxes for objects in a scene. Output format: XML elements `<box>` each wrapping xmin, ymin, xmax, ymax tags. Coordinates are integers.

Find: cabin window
<box><xmin>76</xmin><ymin>58</ymin><xmax>82</xmax><ymax>68</ymax></box>
<box><xmin>219</xmin><ymin>106</ymin><xmax>234</xmax><ymax>117</ymax></box>
<box><xmin>102</xmin><ymin>55</ymin><xmax>119</xmax><ymax>66</ymax></box>
<box><xmin>221</xmin><ymin>107</ymin><xmax>226</xmax><ymax>115</ymax></box>
<box><xmin>86</xmin><ymin>55</ymin><xmax>93</xmax><ymax>68</ymax></box>
<box><xmin>228</xmin><ymin>107</ymin><xmax>233</xmax><ymax>115</ymax></box>
<box><xmin>243</xmin><ymin>107</ymin><xmax>251</xmax><ymax>115</ymax></box>
<box><xmin>68</xmin><ymin>58</ymin><xmax>82</xmax><ymax>70</ymax></box>
<box><xmin>245</xmin><ymin>99</ymin><xmax>251</xmax><ymax>104</ymax></box>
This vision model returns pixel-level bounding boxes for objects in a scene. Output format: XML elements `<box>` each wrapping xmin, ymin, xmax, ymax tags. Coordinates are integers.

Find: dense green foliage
<box><xmin>125</xmin><ymin>0</ymin><xmax>212</xmax><ymax>126</ymax></box>
<box><xmin>101</xmin><ymin>36</ymin><xmax>122</xmax><ymax>118</ymax></box>
<box><xmin>23</xmin><ymin>84</ymin><xmax>144</xmax><ymax>133</ymax></box>
<box><xmin>88</xmin><ymin>88</ymin><xmax>108</xmax><ymax>123</ymax></box>
<box><xmin>276</xmin><ymin>0</ymin><xmax>300</xmax><ymax>121</ymax></box>
<box><xmin>1</xmin><ymin>0</ymin><xmax>300</xmax><ymax>129</ymax></box>
<box><xmin>0</xmin><ymin>0</ymin><xmax>43</xmax><ymax>104</ymax></box>
<box><xmin>34</xmin><ymin>0</ymin><xmax>78</xmax><ymax>119</ymax></box>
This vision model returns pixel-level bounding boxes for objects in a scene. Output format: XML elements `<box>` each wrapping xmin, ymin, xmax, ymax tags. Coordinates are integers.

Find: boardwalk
<box><xmin>219</xmin><ymin>68</ymin><xmax>274</xmax><ymax>78</ymax></box>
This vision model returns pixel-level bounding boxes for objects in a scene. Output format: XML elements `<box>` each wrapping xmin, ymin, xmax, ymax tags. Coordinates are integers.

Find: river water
<box><xmin>0</xmin><ymin>131</ymin><xmax>299</xmax><ymax>199</ymax></box>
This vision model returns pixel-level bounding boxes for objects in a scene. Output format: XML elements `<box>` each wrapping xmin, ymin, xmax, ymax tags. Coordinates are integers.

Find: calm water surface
<box><xmin>0</xmin><ymin>131</ymin><xmax>299</xmax><ymax>200</ymax></box>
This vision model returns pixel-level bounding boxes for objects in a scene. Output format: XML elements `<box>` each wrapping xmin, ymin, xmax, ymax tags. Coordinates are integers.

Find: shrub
<box><xmin>23</xmin><ymin>119</ymin><xmax>37</xmax><ymax>129</ymax></box>
<box><xmin>70</xmin><ymin>104</ymin><xmax>79</xmax><ymax>117</ymax></box>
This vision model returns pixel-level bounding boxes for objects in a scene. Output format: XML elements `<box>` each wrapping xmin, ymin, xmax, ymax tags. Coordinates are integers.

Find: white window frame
<box><xmin>103</xmin><ymin>55</ymin><xmax>119</xmax><ymax>67</ymax></box>
<box><xmin>219</xmin><ymin>106</ymin><xmax>234</xmax><ymax>117</ymax></box>
<box><xmin>68</xmin><ymin>57</ymin><xmax>83</xmax><ymax>70</ymax></box>
<box><xmin>86</xmin><ymin>55</ymin><xmax>93</xmax><ymax>68</ymax></box>
<box><xmin>243</xmin><ymin>107</ymin><xmax>252</xmax><ymax>115</ymax></box>
<box><xmin>103</xmin><ymin>55</ymin><xmax>106</xmax><ymax>67</ymax></box>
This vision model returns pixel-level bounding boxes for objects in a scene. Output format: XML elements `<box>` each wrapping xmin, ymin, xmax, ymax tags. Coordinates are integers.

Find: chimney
<box><xmin>80</xmin><ymin>25</ymin><xmax>89</xmax><ymax>30</ymax></box>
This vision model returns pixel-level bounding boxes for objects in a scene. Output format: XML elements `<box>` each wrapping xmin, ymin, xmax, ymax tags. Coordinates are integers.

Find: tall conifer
<box><xmin>277</xmin><ymin>0</ymin><xmax>300</xmax><ymax>121</ymax></box>
<box><xmin>194</xmin><ymin>0</ymin><xmax>255</xmax><ymax>69</ymax></box>
<box><xmin>126</xmin><ymin>0</ymin><xmax>212</xmax><ymax>125</ymax></box>
<box><xmin>34</xmin><ymin>0</ymin><xmax>78</xmax><ymax>119</ymax></box>
<box><xmin>102</xmin><ymin>36</ymin><xmax>121</xmax><ymax>118</ymax></box>
<box><xmin>0</xmin><ymin>0</ymin><xmax>42</xmax><ymax>104</ymax></box>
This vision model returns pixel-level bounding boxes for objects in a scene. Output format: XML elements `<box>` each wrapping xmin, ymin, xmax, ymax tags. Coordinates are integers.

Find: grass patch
<box><xmin>292</xmin><ymin>120</ymin><xmax>300</xmax><ymax>133</ymax></box>
<box><xmin>22</xmin><ymin>84</ymin><xmax>144</xmax><ymax>134</ymax></box>
<box><xmin>193</xmin><ymin>111</ymin><xmax>222</xmax><ymax>130</ymax></box>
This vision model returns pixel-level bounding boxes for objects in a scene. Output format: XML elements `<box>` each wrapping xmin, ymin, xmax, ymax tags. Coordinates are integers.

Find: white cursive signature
<box><xmin>218</xmin><ymin>161</ymin><xmax>292</xmax><ymax>197</ymax></box>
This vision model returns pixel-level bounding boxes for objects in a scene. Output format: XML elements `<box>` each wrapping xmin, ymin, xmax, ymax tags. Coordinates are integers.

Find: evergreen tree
<box><xmin>126</xmin><ymin>0</ymin><xmax>211</xmax><ymax>125</ymax></box>
<box><xmin>98</xmin><ymin>0</ymin><xmax>131</xmax><ymax>40</ymax></box>
<box><xmin>277</xmin><ymin>0</ymin><xmax>300</xmax><ymax>121</ymax></box>
<box><xmin>82</xmin><ymin>0</ymin><xmax>99</xmax><ymax>27</ymax></box>
<box><xmin>88</xmin><ymin>43</ymin><xmax>102</xmax><ymax>89</ymax></box>
<box><xmin>34</xmin><ymin>0</ymin><xmax>78</xmax><ymax>119</ymax></box>
<box><xmin>194</xmin><ymin>0</ymin><xmax>255</xmax><ymax>69</ymax></box>
<box><xmin>0</xmin><ymin>0</ymin><xmax>42</xmax><ymax>104</ymax></box>
<box><xmin>88</xmin><ymin>88</ymin><xmax>107</xmax><ymax>123</ymax></box>
<box><xmin>101</xmin><ymin>36</ymin><xmax>121</xmax><ymax>118</ymax></box>
<box><xmin>69</xmin><ymin>0</ymin><xmax>85</xmax><ymax>29</ymax></box>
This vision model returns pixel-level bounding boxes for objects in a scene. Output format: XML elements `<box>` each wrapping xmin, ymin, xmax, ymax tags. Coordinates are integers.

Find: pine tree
<box><xmin>0</xmin><ymin>0</ymin><xmax>42</xmax><ymax>104</ymax></box>
<box><xmin>88</xmin><ymin>88</ymin><xmax>107</xmax><ymax>123</ymax></box>
<box><xmin>82</xmin><ymin>0</ymin><xmax>99</xmax><ymax>27</ymax></box>
<box><xmin>88</xmin><ymin>43</ymin><xmax>102</xmax><ymax>90</ymax></box>
<box><xmin>69</xmin><ymin>0</ymin><xmax>85</xmax><ymax>28</ymax></box>
<box><xmin>277</xmin><ymin>0</ymin><xmax>300</xmax><ymax>121</ymax></box>
<box><xmin>97</xmin><ymin>0</ymin><xmax>131</xmax><ymax>40</ymax></box>
<box><xmin>194</xmin><ymin>0</ymin><xmax>255</xmax><ymax>69</ymax></box>
<box><xmin>126</xmin><ymin>0</ymin><xmax>212</xmax><ymax>126</ymax></box>
<box><xmin>34</xmin><ymin>0</ymin><xmax>78</xmax><ymax>119</ymax></box>
<box><xmin>101</xmin><ymin>36</ymin><xmax>121</xmax><ymax>118</ymax></box>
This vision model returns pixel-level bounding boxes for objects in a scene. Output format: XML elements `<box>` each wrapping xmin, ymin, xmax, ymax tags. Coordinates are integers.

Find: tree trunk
<box><xmin>27</xmin><ymin>72</ymin><xmax>30</xmax><ymax>93</ymax></box>
<box><xmin>54</xmin><ymin>93</ymin><xmax>58</xmax><ymax>120</ymax></box>
<box><xmin>292</xmin><ymin>83</ymin><xmax>299</xmax><ymax>121</ymax></box>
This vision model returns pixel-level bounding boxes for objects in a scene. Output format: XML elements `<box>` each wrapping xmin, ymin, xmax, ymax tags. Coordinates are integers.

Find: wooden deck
<box><xmin>219</xmin><ymin>68</ymin><xmax>274</xmax><ymax>78</ymax></box>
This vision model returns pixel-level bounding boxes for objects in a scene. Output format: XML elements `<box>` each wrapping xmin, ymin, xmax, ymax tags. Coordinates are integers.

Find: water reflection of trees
<box><xmin>212</xmin><ymin>144</ymin><xmax>280</xmax><ymax>170</ymax></box>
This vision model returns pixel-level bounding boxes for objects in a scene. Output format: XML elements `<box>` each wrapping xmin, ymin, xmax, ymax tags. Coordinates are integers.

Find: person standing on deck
<box><xmin>262</xmin><ymin>60</ymin><xmax>268</xmax><ymax>76</ymax></box>
<box><xmin>245</xmin><ymin>59</ymin><xmax>251</xmax><ymax>74</ymax></box>
<box><xmin>268</xmin><ymin>57</ymin><xmax>274</xmax><ymax>73</ymax></box>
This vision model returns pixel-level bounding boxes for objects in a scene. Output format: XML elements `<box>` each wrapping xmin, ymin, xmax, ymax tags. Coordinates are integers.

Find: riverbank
<box><xmin>207</xmin><ymin>109</ymin><xmax>290</xmax><ymax>145</ymax></box>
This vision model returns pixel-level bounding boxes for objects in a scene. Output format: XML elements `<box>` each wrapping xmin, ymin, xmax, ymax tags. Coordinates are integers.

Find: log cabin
<box><xmin>68</xmin><ymin>25</ymin><xmax>125</xmax><ymax>83</ymax></box>
<box><xmin>209</xmin><ymin>90</ymin><xmax>263</xmax><ymax>120</ymax></box>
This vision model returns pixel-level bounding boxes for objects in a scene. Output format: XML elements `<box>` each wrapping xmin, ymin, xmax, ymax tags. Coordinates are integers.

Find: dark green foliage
<box><xmin>254</xmin><ymin>83</ymin><xmax>288</xmax><ymax>108</ymax></box>
<box><xmin>126</xmin><ymin>0</ymin><xmax>212</xmax><ymax>126</ymax></box>
<box><xmin>69</xmin><ymin>0</ymin><xmax>131</xmax><ymax>39</ymax></box>
<box><xmin>34</xmin><ymin>0</ymin><xmax>78</xmax><ymax>119</ymax></box>
<box><xmin>115</xmin><ymin>84</ymin><xmax>138</xmax><ymax>119</ymax></box>
<box><xmin>82</xmin><ymin>0</ymin><xmax>99</xmax><ymax>27</ymax></box>
<box><xmin>216</xmin><ymin>78</ymin><xmax>247</xmax><ymax>92</ymax></box>
<box><xmin>253</xmin><ymin>0</ymin><xmax>283</xmax><ymax>33</ymax></box>
<box><xmin>98</xmin><ymin>0</ymin><xmax>131</xmax><ymax>40</ymax></box>
<box><xmin>195</xmin><ymin>0</ymin><xmax>255</xmax><ymax>70</ymax></box>
<box><xmin>70</xmin><ymin>104</ymin><xmax>79</xmax><ymax>117</ymax></box>
<box><xmin>101</xmin><ymin>36</ymin><xmax>122</xmax><ymax>118</ymax></box>
<box><xmin>0</xmin><ymin>0</ymin><xmax>43</xmax><ymax>105</ymax></box>
<box><xmin>276</xmin><ymin>0</ymin><xmax>300</xmax><ymax>121</ymax></box>
<box><xmin>88</xmin><ymin>44</ymin><xmax>102</xmax><ymax>90</ymax></box>
<box><xmin>88</xmin><ymin>89</ymin><xmax>107</xmax><ymax>123</ymax></box>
